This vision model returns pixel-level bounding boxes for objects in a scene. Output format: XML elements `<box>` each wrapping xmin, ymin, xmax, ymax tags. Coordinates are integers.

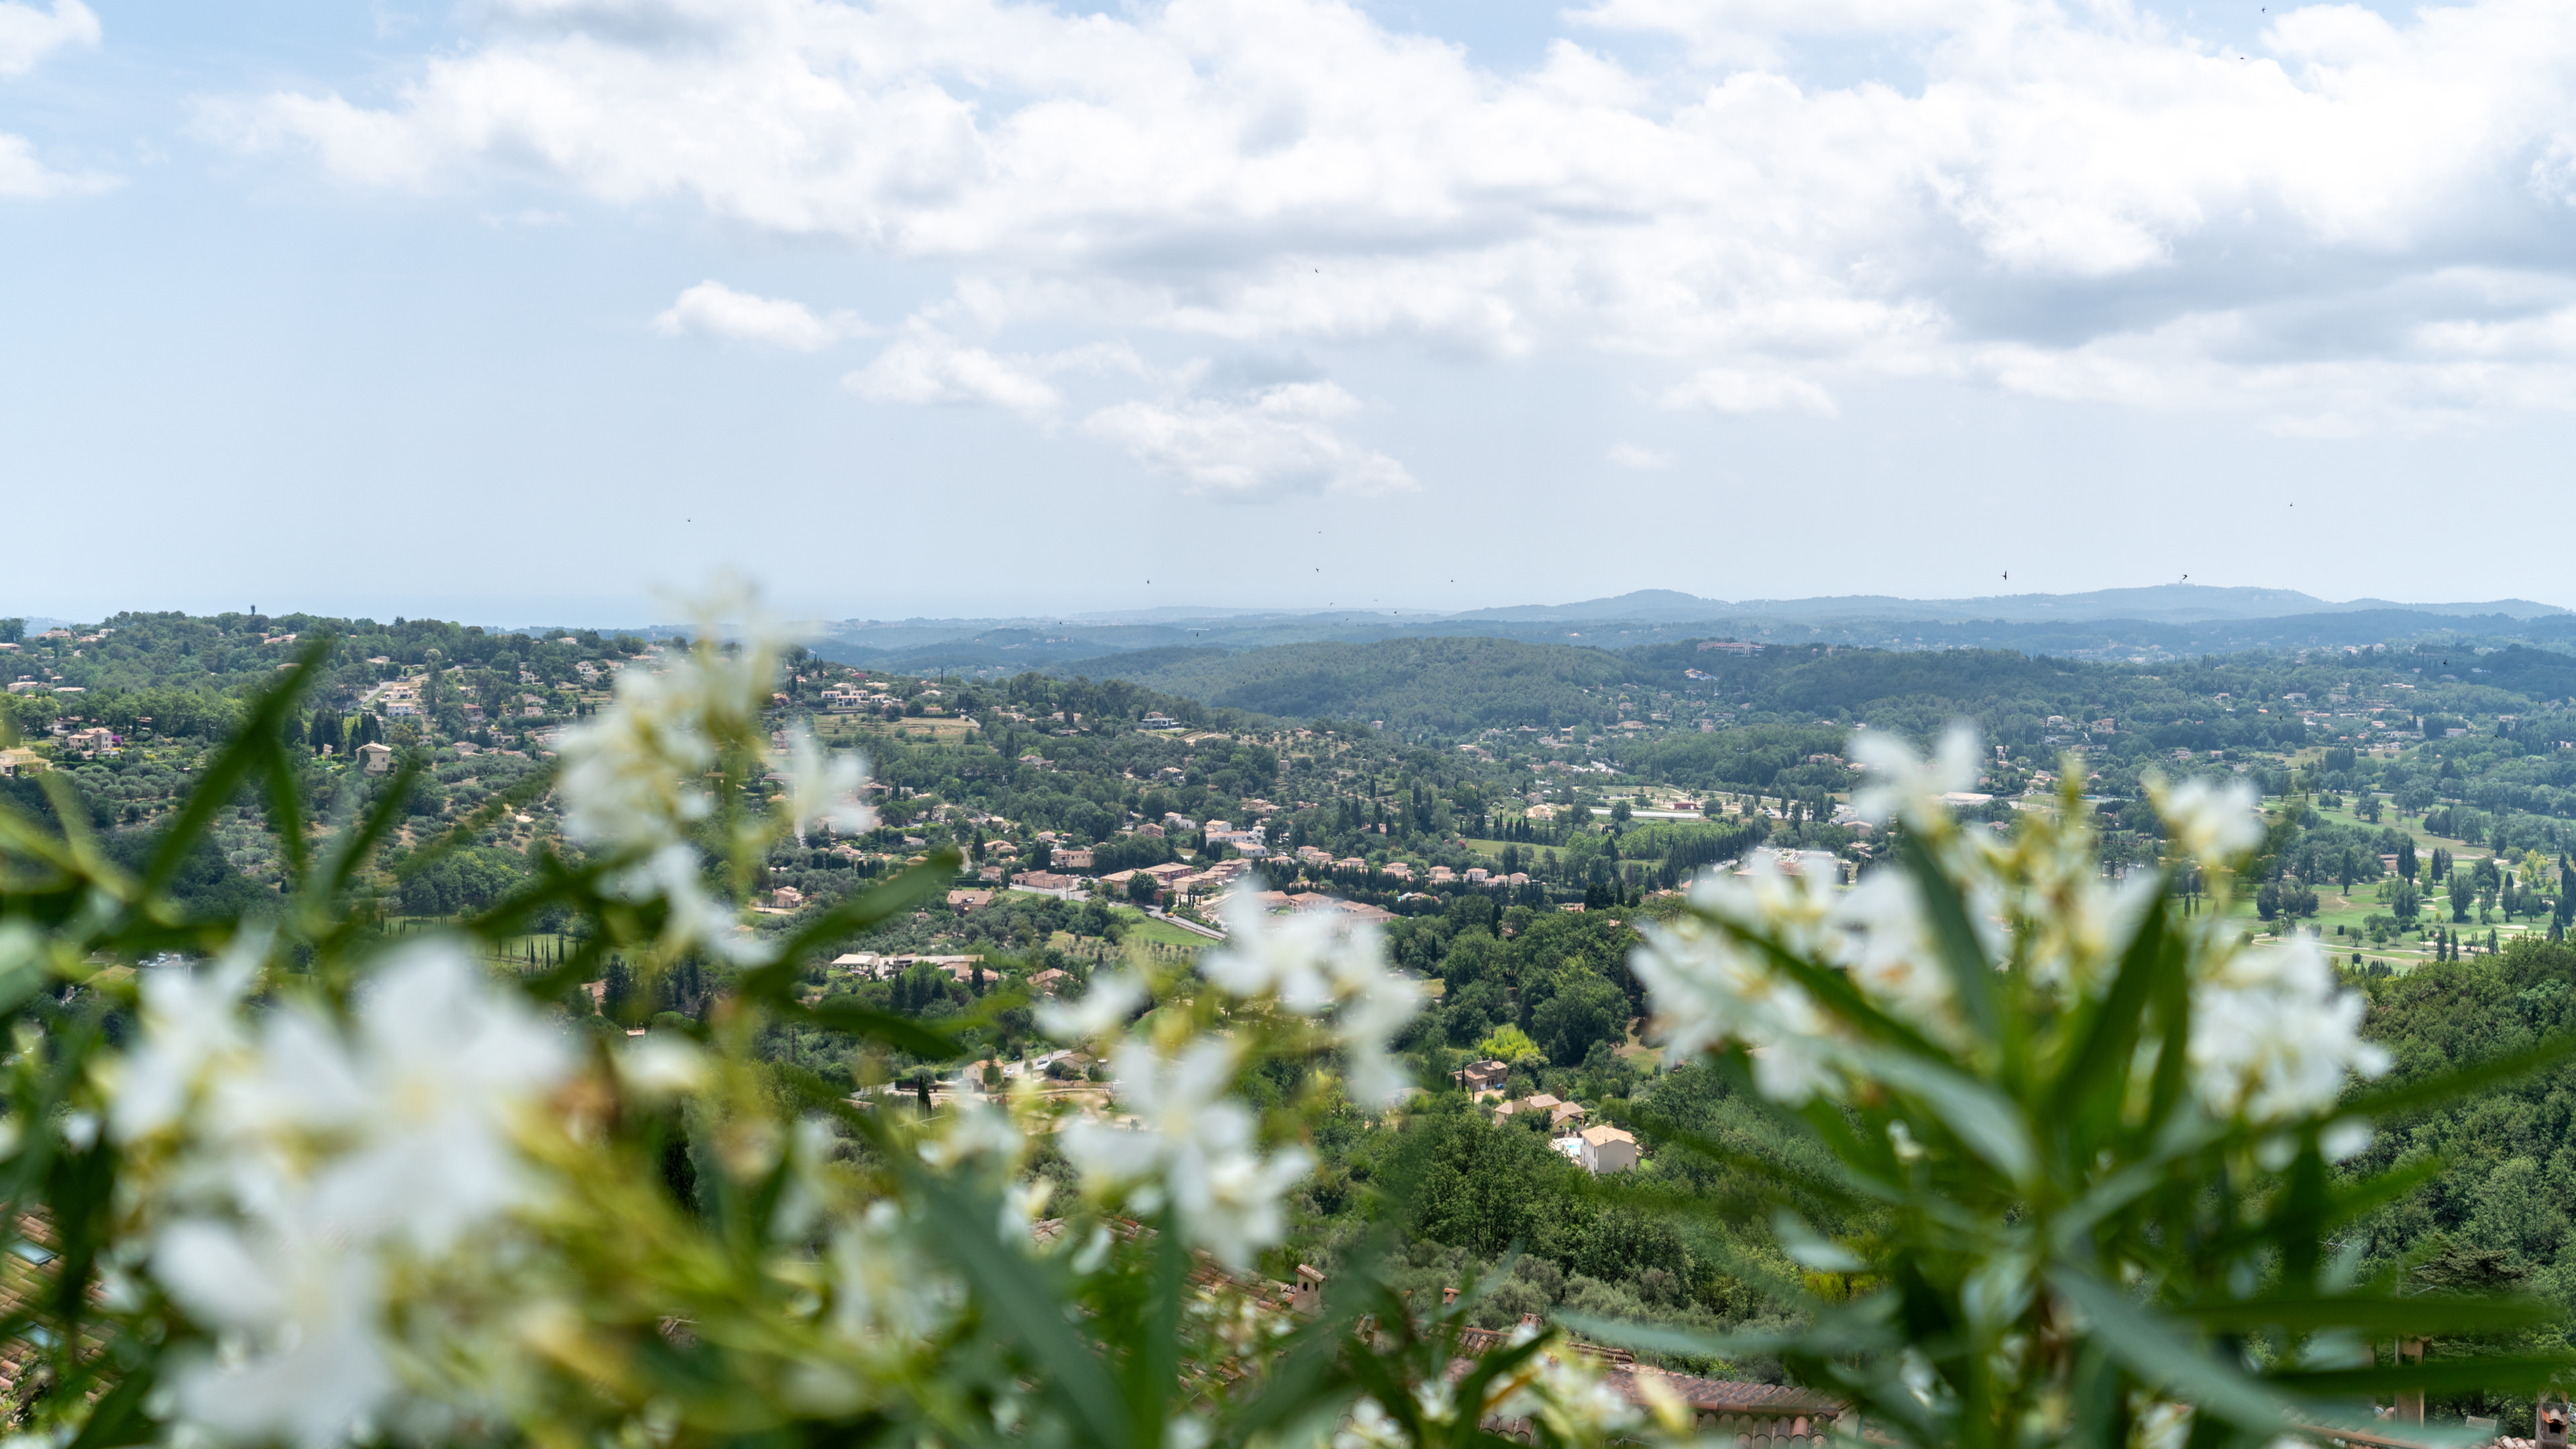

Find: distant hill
<box><xmin>1451</xmin><ymin>585</ymin><xmax>2567</xmax><ymax>625</ymax></box>
<box><xmin>1053</xmin><ymin>635</ymin><xmax>2129</xmax><ymax>737</ymax></box>
<box><xmin>1056</xmin><ymin>637</ymin><xmax>1640</xmax><ymax>733</ymax></box>
<box><xmin>799</xmin><ymin>586</ymin><xmax>2571</xmax><ymax>676</ymax></box>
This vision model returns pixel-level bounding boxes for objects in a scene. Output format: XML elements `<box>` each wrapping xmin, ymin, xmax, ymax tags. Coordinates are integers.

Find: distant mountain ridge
<box><xmin>1449</xmin><ymin>586</ymin><xmax>2568</xmax><ymax>625</ymax></box>
<box><xmin>802</xmin><ymin>584</ymin><xmax>2565</xmax><ymax>640</ymax></box>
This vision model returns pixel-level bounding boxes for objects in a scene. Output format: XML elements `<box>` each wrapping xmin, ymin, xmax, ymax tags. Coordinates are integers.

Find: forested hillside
<box><xmin>1056</xmin><ymin>637</ymin><xmax>1638</xmax><ymax>733</ymax></box>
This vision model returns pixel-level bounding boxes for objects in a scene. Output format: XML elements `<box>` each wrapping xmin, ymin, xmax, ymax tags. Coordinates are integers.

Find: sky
<box><xmin>8</xmin><ymin>0</ymin><xmax>2576</xmax><ymax>626</ymax></box>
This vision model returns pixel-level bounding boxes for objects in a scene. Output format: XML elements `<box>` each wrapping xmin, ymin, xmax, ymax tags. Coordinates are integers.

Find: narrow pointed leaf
<box><xmin>2047</xmin><ymin>1267</ymin><xmax>2284</xmax><ymax>1434</ymax></box>
<box><xmin>1903</xmin><ymin>833</ymin><xmax>2002</xmax><ymax>1046</ymax></box>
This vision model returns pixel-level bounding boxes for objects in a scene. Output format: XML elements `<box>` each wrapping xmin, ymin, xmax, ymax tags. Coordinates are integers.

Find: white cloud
<box><xmin>1607</xmin><ymin>441</ymin><xmax>1672</xmax><ymax>469</ymax></box>
<box><xmin>845</xmin><ymin>335</ymin><xmax>1060</xmax><ymax>414</ymax></box>
<box><xmin>653</xmin><ymin>280</ymin><xmax>865</xmax><ymax>351</ymax></box>
<box><xmin>0</xmin><ymin>1</ymin><xmax>113</xmax><ymax>202</ymax></box>
<box><xmin>0</xmin><ymin>0</ymin><xmax>97</xmax><ymax>78</ymax></box>
<box><xmin>1660</xmin><ymin>368</ymin><xmax>1836</xmax><ymax>415</ymax></box>
<box><xmin>1084</xmin><ymin>381</ymin><xmax>1415</xmax><ymax>495</ymax></box>
<box><xmin>204</xmin><ymin>0</ymin><xmax>2576</xmax><ymax>432</ymax></box>
<box><xmin>0</xmin><ymin>132</ymin><xmax>113</xmax><ymax>199</ymax></box>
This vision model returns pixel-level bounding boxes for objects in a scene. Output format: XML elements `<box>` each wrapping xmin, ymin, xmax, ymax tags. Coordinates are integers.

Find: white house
<box><xmin>1558</xmin><ymin>1124</ymin><xmax>1639</xmax><ymax>1175</ymax></box>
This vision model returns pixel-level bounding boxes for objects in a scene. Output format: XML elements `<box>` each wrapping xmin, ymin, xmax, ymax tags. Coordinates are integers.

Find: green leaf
<box><xmin>1552</xmin><ymin>1310</ymin><xmax>1804</xmax><ymax>1363</ymax></box>
<box><xmin>1738</xmin><ymin>935</ymin><xmax>1955</xmax><ymax>1064</ymax></box>
<box><xmin>318</xmin><ymin>755</ymin><xmax>425</xmax><ymax>902</ymax></box>
<box><xmin>1123</xmin><ymin>1211</ymin><xmax>1185</xmax><ymax>1449</ymax></box>
<box><xmin>909</xmin><ymin>1173</ymin><xmax>1132</xmax><ymax>1448</ymax></box>
<box><xmin>1903</xmin><ymin>833</ymin><xmax>2002</xmax><ymax>1047</ymax></box>
<box><xmin>737</xmin><ymin>854</ymin><xmax>961</xmax><ymax>1005</ymax></box>
<box><xmin>1772</xmin><ymin>1212</ymin><xmax>1866</xmax><ymax>1273</ymax></box>
<box><xmin>397</xmin><ymin>759</ymin><xmax>560</xmax><ymax>878</ymax></box>
<box><xmin>60</xmin><ymin>1342</ymin><xmax>156</xmax><ymax>1449</ymax></box>
<box><xmin>780</xmin><ymin>1002</ymin><xmax>963</xmax><ymax>1061</ymax></box>
<box><xmin>2051</xmin><ymin>882</ymin><xmax>2169</xmax><ymax>1148</ymax></box>
<box><xmin>2346</xmin><ymin>1029</ymin><xmax>2576</xmax><ymax>1121</ymax></box>
<box><xmin>142</xmin><ymin>637</ymin><xmax>330</xmax><ymax>904</ymax></box>
<box><xmin>2268</xmin><ymin>1354</ymin><xmax>2576</xmax><ymax>1398</ymax></box>
<box><xmin>1860</xmin><ymin>1047</ymin><xmax>2036</xmax><ymax>1183</ymax></box>
<box><xmin>2176</xmin><ymin>1293</ymin><xmax>2556</xmax><ymax>1338</ymax></box>
<box><xmin>2045</xmin><ymin>1266</ymin><xmax>2285</xmax><ymax>1434</ymax></box>
<box><xmin>1626</xmin><ymin>1106</ymin><xmax>1887</xmax><ymax>1212</ymax></box>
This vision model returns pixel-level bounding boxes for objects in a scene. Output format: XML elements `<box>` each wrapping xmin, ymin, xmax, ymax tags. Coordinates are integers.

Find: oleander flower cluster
<box><xmin>1044</xmin><ymin>880</ymin><xmax>1420</xmax><ymax>1269</ymax></box>
<box><xmin>106</xmin><ymin>937</ymin><xmax>572</xmax><ymax>1448</ymax></box>
<box><xmin>1632</xmin><ymin>726</ymin><xmax>2389</xmax><ymax>1136</ymax></box>
<box><xmin>553</xmin><ymin>584</ymin><xmax>870</xmax><ymax>964</ymax></box>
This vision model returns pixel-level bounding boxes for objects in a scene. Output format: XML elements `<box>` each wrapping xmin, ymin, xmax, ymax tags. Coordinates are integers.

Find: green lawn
<box><xmin>1114</xmin><ymin>908</ymin><xmax>1214</xmax><ymax>949</ymax></box>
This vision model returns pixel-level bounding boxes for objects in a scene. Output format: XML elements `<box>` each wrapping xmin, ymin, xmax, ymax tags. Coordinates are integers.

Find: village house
<box><xmin>1560</xmin><ymin>1124</ymin><xmax>1640</xmax><ymax>1175</ymax></box>
<box><xmin>358</xmin><ymin>741</ymin><xmax>396</xmax><ymax>775</ymax></box>
<box><xmin>62</xmin><ymin>727</ymin><xmax>117</xmax><ymax>758</ymax></box>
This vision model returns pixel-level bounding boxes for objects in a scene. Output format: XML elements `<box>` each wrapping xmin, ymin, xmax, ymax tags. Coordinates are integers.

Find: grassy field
<box><xmin>810</xmin><ymin>714</ymin><xmax>981</xmax><ymax>746</ymax></box>
<box><xmin>1115</xmin><ymin>908</ymin><xmax>1215</xmax><ymax>949</ymax></box>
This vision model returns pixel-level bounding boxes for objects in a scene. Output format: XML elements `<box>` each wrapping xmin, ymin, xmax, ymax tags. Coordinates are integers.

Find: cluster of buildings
<box><xmin>826</xmin><ymin>952</ymin><xmax>987</xmax><ymax>982</ymax></box>
<box><xmin>1459</xmin><ymin>1059</ymin><xmax>1640</xmax><ymax>1175</ymax></box>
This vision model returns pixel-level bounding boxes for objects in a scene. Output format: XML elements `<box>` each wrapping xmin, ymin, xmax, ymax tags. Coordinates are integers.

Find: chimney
<box><xmin>2540</xmin><ymin>1401</ymin><xmax>2569</xmax><ymax>1449</ymax></box>
<box><xmin>1289</xmin><ymin>1263</ymin><xmax>1326</xmax><ymax>1316</ymax></box>
<box><xmin>1442</xmin><ymin>1286</ymin><xmax>1460</xmax><ymax>1307</ymax></box>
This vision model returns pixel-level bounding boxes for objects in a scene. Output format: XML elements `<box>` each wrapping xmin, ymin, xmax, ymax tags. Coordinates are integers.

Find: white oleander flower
<box><xmin>118</xmin><ymin>941</ymin><xmax>574</xmax><ymax>1447</ymax></box>
<box><xmin>193</xmin><ymin>943</ymin><xmax>570</xmax><ymax>1254</ymax></box>
<box><xmin>1630</xmin><ymin>918</ymin><xmax>1840</xmax><ymax>1103</ymax></box>
<box><xmin>1829</xmin><ymin>868</ymin><xmax>1968</xmax><ymax>1048</ymax></box>
<box><xmin>1036</xmin><ymin>967</ymin><xmax>1149</xmax><ymax>1042</ymax></box>
<box><xmin>1334</xmin><ymin>962</ymin><xmax>1422</xmax><ymax>1108</ymax></box>
<box><xmin>918</xmin><ymin>1096</ymin><xmax>1025</xmax><ymax>1173</ymax></box>
<box><xmin>2149</xmin><ymin>774</ymin><xmax>2264</xmax><ymax>871</ymax></box>
<box><xmin>770</xmin><ymin>1116</ymin><xmax>843</xmax><ymax>1243</ymax></box>
<box><xmin>108</xmin><ymin>933</ymin><xmax>260</xmax><ymax>1144</ymax></box>
<box><xmin>1487</xmin><ymin>1338</ymin><xmax>1641</xmax><ymax>1441</ymax></box>
<box><xmin>154</xmin><ymin>1209</ymin><xmax>396</xmax><ymax>1449</ymax></box>
<box><xmin>555</xmin><ymin>584</ymin><xmax>790</xmax><ymax>963</ymax></box>
<box><xmin>2188</xmin><ymin>936</ymin><xmax>2390</xmax><ymax>1125</ymax></box>
<box><xmin>616</xmin><ymin>1032</ymin><xmax>710</xmax><ymax>1100</ymax></box>
<box><xmin>1334</xmin><ymin>1395</ymin><xmax>1407</xmax><ymax>1449</ymax></box>
<box><xmin>780</xmin><ymin>727</ymin><xmax>873</xmax><ymax>845</ymax></box>
<box><xmin>1688</xmin><ymin>851</ymin><xmax>1840</xmax><ymax>958</ymax></box>
<box><xmin>2138</xmin><ymin>1401</ymin><xmax>2194</xmax><ymax>1449</ymax></box>
<box><xmin>827</xmin><ymin>1199</ymin><xmax>961</xmax><ymax>1345</ymax></box>
<box><xmin>1061</xmin><ymin>1037</ymin><xmax>1312</xmax><ymax>1269</ymax></box>
<box><xmin>2017</xmin><ymin>863</ymin><xmax>2160</xmax><ymax>999</ymax></box>
<box><xmin>1201</xmin><ymin>883</ymin><xmax>1421</xmax><ymax>1106</ymax></box>
<box><xmin>606</xmin><ymin>840</ymin><xmax>766</xmax><ymax>966</ymax></box>
<box><xmin>1205</xmin><ymin>888</ymin><xmax>1348</xmax><ymax>1010</ymax></box>
<box><xmin>1853</xmin><ymin>723</ymin><xmax>1982</xmax><ymax>829</ymax></box>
